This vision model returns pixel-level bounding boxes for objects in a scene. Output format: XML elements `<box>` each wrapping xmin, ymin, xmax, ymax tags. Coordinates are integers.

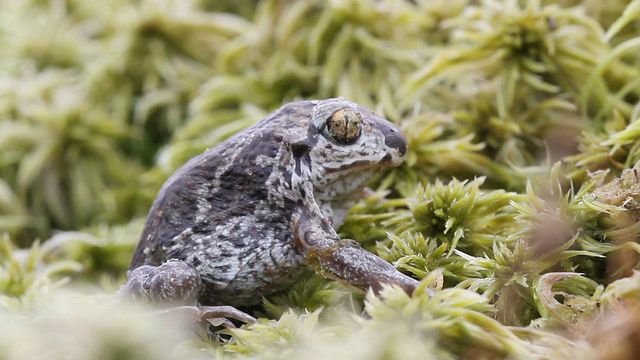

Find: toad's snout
<box><xmin>383</xmin><ymin>125</ymin><xmax>407</xmax><ymax>156</ymax></box>
<box><xmin>377</xmin><ymin>120</ymin><xmax>408</xmax><ymax>165</ymax></box>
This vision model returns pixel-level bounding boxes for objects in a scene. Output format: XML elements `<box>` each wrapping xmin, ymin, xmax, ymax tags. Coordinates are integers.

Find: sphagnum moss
<box><xmin>1</xmin><ymin>0</ymin><xmax>640</xmax><ymax>359</ymax></box>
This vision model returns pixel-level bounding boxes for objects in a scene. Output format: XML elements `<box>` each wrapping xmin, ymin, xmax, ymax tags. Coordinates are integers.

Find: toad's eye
<box><xmin>321</xmin><ymin>108</ymin><xmax>362</xmax><ymax>144</ymax></box>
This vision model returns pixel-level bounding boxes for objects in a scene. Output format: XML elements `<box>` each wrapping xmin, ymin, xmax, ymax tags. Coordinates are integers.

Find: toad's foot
<box><xmin>157</xmin><ymin>305</ymin><xmax>257</xmax><ymax>328</ymax></box>
<box><xmin>292</xmin><ymin>185</ymin><xmax>432</xmax><ymax>297</ymax></box>
<box><xmin>117</xmin><ymin>260</ymin><xmax>256</xmax><ymax>327</ymax></box>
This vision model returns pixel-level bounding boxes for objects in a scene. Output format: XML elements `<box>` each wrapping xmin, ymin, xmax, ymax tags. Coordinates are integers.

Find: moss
<box><xmin>1</xmin><ymin>0</ymin><xmax>640</xmax><ymax>358</ymax></box>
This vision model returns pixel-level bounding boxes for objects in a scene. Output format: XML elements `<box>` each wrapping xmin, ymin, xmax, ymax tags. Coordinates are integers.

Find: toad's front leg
<box><xmin>116</xmin><ymin>260</ymin><xmax>256</xmax><ymax>327</ymax></box>
<box><xmin>292</xmin><ymin>194</ymin><xmax>423</xmax><ymax>296</ymax></box>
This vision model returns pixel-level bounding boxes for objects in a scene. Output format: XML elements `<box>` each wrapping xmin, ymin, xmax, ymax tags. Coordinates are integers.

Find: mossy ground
<box><xmin>1</xmin><ymin>0</ymin><xmax>640</xmax><ymax>359</ymax></box>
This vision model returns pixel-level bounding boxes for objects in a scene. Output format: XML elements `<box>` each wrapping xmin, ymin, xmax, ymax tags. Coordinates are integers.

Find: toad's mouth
<box><xmin>323</xmin><ymin>160</ymin><xmax>372</xmax><ymax>175</ymax></box>
<box><xmin>322</xmin><ymin>152</ymin><xmax>404</xmax><ymax>175</ymax></box>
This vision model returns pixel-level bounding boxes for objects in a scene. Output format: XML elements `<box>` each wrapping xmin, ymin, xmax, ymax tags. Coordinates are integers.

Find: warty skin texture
<box><xmin>122</xmin><ymin>98</ymin><xmax>420</xmax><ymax>311</ymax></box>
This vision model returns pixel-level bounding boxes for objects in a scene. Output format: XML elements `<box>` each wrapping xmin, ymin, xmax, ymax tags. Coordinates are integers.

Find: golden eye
<box><xmin>323</xmin><ymin>108</ymin><xmax>362</xmax><ymax>144</ymax></box>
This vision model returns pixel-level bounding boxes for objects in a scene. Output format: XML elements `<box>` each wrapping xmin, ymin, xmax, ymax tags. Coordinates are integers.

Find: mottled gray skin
<box><xmin>122</xmin><ymin>98</ymin><xmax>419</xmax><ymax>311</ymax></box>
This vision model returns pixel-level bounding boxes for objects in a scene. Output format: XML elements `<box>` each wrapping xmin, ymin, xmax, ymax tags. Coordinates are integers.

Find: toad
<box><xmin>119</xmin><ymin>98</ymin><xmax>422</xmax><ymax>324</ymax></box>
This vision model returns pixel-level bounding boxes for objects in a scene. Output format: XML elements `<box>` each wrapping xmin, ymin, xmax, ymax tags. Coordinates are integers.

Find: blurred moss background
<box><xmin>1</xmin><ymin>0</ymin><xmax>640</xmax><ymax>358</ymax></box>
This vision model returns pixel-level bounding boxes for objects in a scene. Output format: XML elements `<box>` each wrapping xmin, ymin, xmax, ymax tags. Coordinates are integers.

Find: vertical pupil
<box><xmin>331</xmin><ymin>113</ymin><xmax>347</xmax><ymax>135</ymax></box>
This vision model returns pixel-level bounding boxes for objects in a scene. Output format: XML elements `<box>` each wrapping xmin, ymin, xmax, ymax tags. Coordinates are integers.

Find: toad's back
<box><xmin>130</xmin><ymin>102</ymin><xmax>318</xmax><ymax>306</ymax></box>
